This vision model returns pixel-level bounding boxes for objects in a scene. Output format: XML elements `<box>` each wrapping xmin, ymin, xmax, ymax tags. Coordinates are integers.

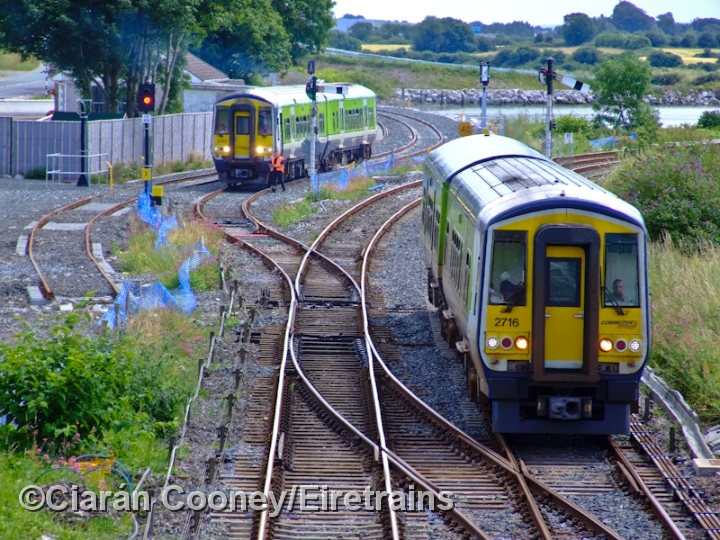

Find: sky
<box><xmin>331</xmin><ymin>0</ymin><xmax>718</xmax><ymax>27</ymax></box>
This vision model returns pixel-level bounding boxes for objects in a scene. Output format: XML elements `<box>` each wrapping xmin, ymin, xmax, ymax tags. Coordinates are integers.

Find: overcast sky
<box><xmin>331</xmin><ymin>0</ymin><xmax>718</xmax><ymax>27</ymax></box>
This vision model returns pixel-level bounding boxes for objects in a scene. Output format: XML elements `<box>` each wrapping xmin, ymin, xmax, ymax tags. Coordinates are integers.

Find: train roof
<box><xmin>215</xmin><ymin>83</ymin><xmax>376</xmax><ymax>107</ymax></box>
<box><xmin>426</xmin><ymin>134</ymin><xmax>645</xmax><ymax>230</ymax></box>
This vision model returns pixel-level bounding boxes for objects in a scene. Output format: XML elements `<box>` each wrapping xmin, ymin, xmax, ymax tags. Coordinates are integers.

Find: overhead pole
<box><xmin>480</xmin><ymin>61</ymin><xmax>490</xmax><ymax>130</ymax></box>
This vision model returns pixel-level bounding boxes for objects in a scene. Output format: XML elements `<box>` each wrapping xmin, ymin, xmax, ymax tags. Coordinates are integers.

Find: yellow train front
<box><xmin>423</xmin><ymin>135</ymin><xmax>649</xmax><ymax>434</ymax></box>
<box><xmin>212</xmin><ymin>84</ymin><xmax>376</xmax><ymax>187</ymax></box>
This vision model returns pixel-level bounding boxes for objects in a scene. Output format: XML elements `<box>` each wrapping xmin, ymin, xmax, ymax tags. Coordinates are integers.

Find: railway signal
<box><xmin>480</xmin><ymin>61</ymin><xmax>490</xmax><ymax>129</ymax></box>
<box><xmin>137</xmin><ymin>83</ymin><xmax>155</xmax><ymax>113</ymax></box>
<box><xmin>539</xmin><ymin>59</ymin><xmax>590</xmax><ymax>158</ymax></box>
<box><xmin>307</xmin><ymin>61</ymin><xmax>319</xmax><ymax>196</ymax></box>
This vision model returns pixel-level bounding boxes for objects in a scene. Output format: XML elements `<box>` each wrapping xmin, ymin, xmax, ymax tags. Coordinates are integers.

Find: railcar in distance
<box><xmin>422</xmin><ymin>134</ymin><xmax>650</xmax><ymax>434</ymax></box>
<box><xmin>212</xmin><ymin>83</ymin><xmax>377</xmax><ymax>187</ymax></box>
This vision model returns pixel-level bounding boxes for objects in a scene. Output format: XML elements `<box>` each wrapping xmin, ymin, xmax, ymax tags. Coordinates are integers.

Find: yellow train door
<box><xmin>544</xmin><ymin>245</ymin><xmax>585</xmax><ymax>368</ymax></box>
<box><xmin>233</xmin><ymin>110</ymin><xmax>250</xmax><ymax>159</ymax></box>
<box><xmin>531</xmin><ymin>225</ymin><xmax>600</xmax><ymax>384</ymax></box>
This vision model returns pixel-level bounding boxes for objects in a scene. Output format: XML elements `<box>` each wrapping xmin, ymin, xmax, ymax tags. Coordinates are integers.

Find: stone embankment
<box><xmin>396</xmin><ymin>88</ymin><xmax>720</xmax><ymax>106</ymax></box>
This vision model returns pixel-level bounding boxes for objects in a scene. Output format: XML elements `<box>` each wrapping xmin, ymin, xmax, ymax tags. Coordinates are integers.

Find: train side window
<box><xmin>604</xmin><ymin>233</ymin><xmax>639</xmax><ymax>307</ymax></box>
<box><xmin>489</xmin><ymin>230</ymin><xmax>527</xmax><ymax>305</ymax></box>
<box><xmin>236</xmin><ymin>116</ymin><xmax>249</xmax><ymax>135</ymax></box>
<box><xmin>284</xmin><ymin>118</ymin><xmax>291</xmax><ymax>141</ymax></box>
<box><xmin>319</xmin><ymin>113</ymin><xmax>325</xmax><ymax>135</ymax></box>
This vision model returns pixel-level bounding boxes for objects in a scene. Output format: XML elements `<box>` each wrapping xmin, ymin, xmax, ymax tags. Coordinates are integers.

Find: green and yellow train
<box><xmin>423</xmin><ymin>134</ymin><xmax>650</xmax><ymax>434</ymax></box>
<box><xmin>212</xmin><ymin>83</ymin><xmax>377</xmax><ymax>187</ymax></box>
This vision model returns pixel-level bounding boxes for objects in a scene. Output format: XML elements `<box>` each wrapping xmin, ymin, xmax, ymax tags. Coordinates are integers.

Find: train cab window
<box><xmin>214</xmin><ymin>108</ymin><xmax>229</xmax><ymax>135</ymax></box>
<box><xmin>258</xmin><ymin>108</ymin><xmax>272</xmax><ymax>136</ymax></box>
<box><xmin>604</xmin><ymin>233</ymin><xmax>639</xmax><ymax>307</ymax></box>
<box><xmin>489</xmin><ymin>230</ymin><xmax>527</xmax><ymax>306</ymax></box>
<box><xmin>235</xmin><ymin>115</ymin><xmax>249</xmax><ymax>135</ymax></box>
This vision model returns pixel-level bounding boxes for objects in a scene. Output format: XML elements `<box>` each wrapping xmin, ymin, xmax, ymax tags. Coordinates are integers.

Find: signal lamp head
<box><xmin>515</xmin><ymin>336</ymin><xmax>529</xmax><ymax>350</ymax></box>
<box><xmin>599</xmin><ymin>338</ymin><xmax>613</xmax><ymax>352</ymax></box>
<box><xmin>500</xmin><ymin>337</ymin><xmax>513</xmax><ymax>349</ymax></box>
<box><xmin>628</xmin><ymin>339</ymin><xmax>641</xmax><ymax>353</ymax></box>
<box><xmin>486</xmin><ymin>336</ymin><xmax>499</xmax><ymax>350</ymax></box>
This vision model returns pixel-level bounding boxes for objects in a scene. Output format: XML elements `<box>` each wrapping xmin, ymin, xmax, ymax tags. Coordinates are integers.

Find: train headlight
<box><xmin>615</xmin><ymin>339</ymin><xmax>627</xmax><ymax>352</ymax></box>
<box><xmin>486</xmin><ymin>336</ymin><xmax>499</xmax><ymax>350</ymax></box>
<box><xmin>628</xmin><ymin>339</ymin><xmax>641</xmax><ymax>353</ymax></box>
<box><xmin>599</xmin><ymin>338</ymin><xmax>613</xmax><ymax>352</ymax></box>
<box><xmin>515</xmin><ymin>336</ymin><xmax>529</xmax><ymax>350</ymax></box>
<box><xmin>222</xmin><ymin>146</ymin><xmax>230</xmax><ymax>153</ymax></box>
<box><xmin>256</xmin><ymin>145</ymin><xmax>264</xmax><ymax>153</ymax></box>
<box><xmin>500</xmin><ymin>336</ymin><xmax>513</xmax><ymax>350</ymax></box>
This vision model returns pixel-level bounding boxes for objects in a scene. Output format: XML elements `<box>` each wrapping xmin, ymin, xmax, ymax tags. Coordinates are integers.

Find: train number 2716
<box><xmin>494</xmin><ymin>317</ymin><xmax>519</xmax><ymax>327</ymax></box>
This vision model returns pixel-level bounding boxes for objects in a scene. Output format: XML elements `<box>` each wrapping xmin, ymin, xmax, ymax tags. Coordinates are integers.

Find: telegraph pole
<box><xmin>480</xmin><ymin>62</ymin><xmax>490</xmax><ymax>129</ymax></box>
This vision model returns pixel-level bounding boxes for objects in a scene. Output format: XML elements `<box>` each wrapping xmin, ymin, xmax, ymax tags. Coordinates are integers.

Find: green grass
<box><xmin>648</xmin><ymin>239</ymin><xmax>720</xmax><ymax>424</ymax></box>
<box><xmin>272</xmin><ymin>175</ymin><xmax>377</xmax><ymax>227</ymax></box>
<box><xmin>0</xmin><ymin>453</ymin><xmax>133</xmax><ymax>540</ymax></box>
<box><xmin>0</xmin><ymin>53</ymin><xmax>41</xmax><ymax>71</ymax></box>
<box><xmin>114</xmin><ymin>218</ymin><xmax>223</xmax><ymax>289</ymax></box>
<box><xmin>303</xmin><ymin>55</ymin><xmax>545</xmax><ymax>92</ymax></box>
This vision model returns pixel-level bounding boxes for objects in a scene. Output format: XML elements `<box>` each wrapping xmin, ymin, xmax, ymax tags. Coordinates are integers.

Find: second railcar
<box><xmin>423</xmin><ymin>134</ymin><xmax>650</xmax><ymax>435</ymax></box>
<box><xmin>212</xmin><ymin>83</ymin><xmax>377</xmax><ymax>187</ymax></box>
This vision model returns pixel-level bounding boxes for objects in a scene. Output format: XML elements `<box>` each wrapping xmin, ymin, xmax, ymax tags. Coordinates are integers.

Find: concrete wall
<box><xmin>0</xmin><ymin>112</ymin><xmax>213</xmax><ymax>176</ymax></box>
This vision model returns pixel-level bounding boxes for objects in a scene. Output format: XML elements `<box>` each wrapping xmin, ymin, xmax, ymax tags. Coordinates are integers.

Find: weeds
<box><xmin>111</xmin><ymin>152</ymin><xmax>213</xmax><ymax>185</ymax></box>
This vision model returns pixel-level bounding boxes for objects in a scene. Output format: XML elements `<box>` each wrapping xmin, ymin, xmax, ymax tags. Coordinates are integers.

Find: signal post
<box><xmin>137</xmin><ymin>83</ymin><xmax>155</xmax><ymax>198</ymax></box>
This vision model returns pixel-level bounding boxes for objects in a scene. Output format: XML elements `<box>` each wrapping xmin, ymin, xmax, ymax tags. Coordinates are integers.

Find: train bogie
<box><xmin>423</xmin><ymin>135</ymin><xmax>650</xmax><ymax>435</ymax></box>
<box><xmin>212</xmin><ymin>84</ymin><xmax>377</xmax><ymax>188</ymax></box>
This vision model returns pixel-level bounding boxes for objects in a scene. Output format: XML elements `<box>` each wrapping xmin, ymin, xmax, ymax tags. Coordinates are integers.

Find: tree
<box><xmin>561</xmin><ymin>13</ymin><xmax>596</xmax><ymax>46</ymax></box>
<box><xmin>571</xmin><ymin>47</ymin><xmax>601</xmax><ymax>65</ymax></box>
<box><xmin>610</xmin><ymin>1</ymin><xmax>654</xmax><ymax>33</ymax></box>
<box><xmin>328</xmin><ymin>30</ymin><xmax>362</xmax><ymax>51</ymax></box>
<box><xmin>698</xmin><ymin>31</ymin><xmax>719</xmax><ymax>49</ymax></box>
<box><xmin>657</xmin><ymin>12</ymin><xmax>676</xmax><ymax>35</ymax></box>
<box><xmin>647</xmin><ymin>50</ymin><xmax>683</xmax><ymax>68</ymax></box>
<box><xmin>412</xmin><ymin>16</ymin><xmax>476</xmax><ymax>54</ymax></box>
<box><xmin>592</xmin><ymin>54</ymin><xmax>655</xmax><ymax>132</ymax></box>
<box><xmin>348</xmin><ymin>22</ymin><xmax>376</xmax><ymax>42</ymax></box>
<box><xmin>270</xmin><ymin>0</ymin><xmax>335</xmax><ymax>62</ymax></box>
<box><xmin>193</xmin><ymin>0</ymin><xmax>291</xmax><ymax>80</ymax></box>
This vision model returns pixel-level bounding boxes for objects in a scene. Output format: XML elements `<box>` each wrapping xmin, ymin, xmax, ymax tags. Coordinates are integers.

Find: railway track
<box><xmin>24</xmin><ymin>170</ymin><xmax>218</xmax><ymax>302</ymax></box>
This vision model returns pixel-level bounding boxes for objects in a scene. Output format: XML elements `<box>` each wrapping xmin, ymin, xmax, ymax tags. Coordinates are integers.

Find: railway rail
<box><xmin>24</xmin><ymin>171</ymin><xmax>217</xmax><ymax>302</ymax></box>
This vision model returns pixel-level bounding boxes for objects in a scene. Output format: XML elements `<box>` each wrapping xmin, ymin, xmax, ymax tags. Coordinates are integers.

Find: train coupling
<box><xmin>537</xmin><ymin>397</ymin><xmax>593</xmax><ymax>420</ymax></box>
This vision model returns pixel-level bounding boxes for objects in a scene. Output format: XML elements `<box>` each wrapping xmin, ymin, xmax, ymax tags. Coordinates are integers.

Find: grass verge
<box><xmin>111</xmin><ymin>152</ymin><xmax>213</xmax><ymax>185</ymax></box>
<box><xmin>0</xmin><ymin>53</ymin><xmax>41</xmax><ymax>71</ymax></box>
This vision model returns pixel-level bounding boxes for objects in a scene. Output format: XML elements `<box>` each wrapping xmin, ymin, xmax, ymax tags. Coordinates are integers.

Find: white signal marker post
<box><xmin>543</xmin><ymin>57</ymin><xmax>555</xmax><ymax>158</ymax></box>
<box><xmin>480</xmin><ymin>62</ymin><xmax>490</xmax><ymax>129</ymax></box>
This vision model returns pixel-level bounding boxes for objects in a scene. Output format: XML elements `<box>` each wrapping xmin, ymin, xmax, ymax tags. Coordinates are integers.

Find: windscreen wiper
<box><xmin>602</xmin><ymin>285</ymin><xmax>625</xmax><ymax>315</ymax></box>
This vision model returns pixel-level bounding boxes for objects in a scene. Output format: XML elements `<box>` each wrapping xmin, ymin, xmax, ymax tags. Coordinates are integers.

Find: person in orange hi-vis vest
<box><xmin>269</xmin><ymin>152</ymin><xmax>286</xmax><ymax>192</ymax></box>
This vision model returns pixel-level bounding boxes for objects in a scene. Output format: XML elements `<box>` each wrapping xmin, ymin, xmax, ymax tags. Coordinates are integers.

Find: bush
<box><xmin>595</xmin><ymin>32</ymin><xmax>651</xmax><ymax>50</ymax></box>
<box><xmin>605</xmin><ymin>144</ymin><xmax>720</xmax><ymax>246</ymax></box>
<box><xmin>651</xmin><ymin>72</ymin><xmax>681</xmax><ymax>85</ymax></box>
<box><xmin>697</xmin><ymin>110</ymin><xmax>720</xmax><ymax>129</ymax></box>
<box><xmin>476</xmin><ymin>36</ymin><xmax>495</xmax><ymax>52</ymax></box>
<box><xmin>24</xmin><ymin>167</ymin><xmax>46</xmax><ymax>180</ymax></box>
<box><xmin>328</xmin><ymin>31</ymin><xmax>362</xmax><ymax>52</ymax></box>
<box><xmin>680</xmin><ymin>31</ymin><xmax>698</xmax><ymax>48</ymax></box>
<box><xmin>492</xmin><ymin>46</ymin><xmax>540</xmax><ymax>67</ymax></box>
<box><xmin>692</xmin><ymin>72</ymin><xmax>720</xmax><ymax>85</ymax></box>
<box><xmin>644</xmin><ymin>29</ymin><xmax>668</xmax><ymax>47</ymax></box>
<box><xmin>555</xmin><ymin>114</ymin><xmax>593</xmax><ymax>136</ymax></box>
<box><xmin>647</xmin><ymin>50</ymin><xmax>683</xmax><ymax>68</ymax></box>
<box><xmin>570</xmin><ymin>47</ymin><xmax>601</xmax><ymax>64</ymax></box>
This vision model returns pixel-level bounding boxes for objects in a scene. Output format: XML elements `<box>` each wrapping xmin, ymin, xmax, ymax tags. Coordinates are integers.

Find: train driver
<box><xmin>611</xmin><ymin>278</ymin><xmax>633</xmax><ymax>305</ymax></box>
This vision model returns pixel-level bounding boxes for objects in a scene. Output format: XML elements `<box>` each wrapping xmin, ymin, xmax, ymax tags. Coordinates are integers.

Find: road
<box><xmin>0</xmin><ymin>64</ymin><xmax>48</xmax><ymax>99</ymax></box>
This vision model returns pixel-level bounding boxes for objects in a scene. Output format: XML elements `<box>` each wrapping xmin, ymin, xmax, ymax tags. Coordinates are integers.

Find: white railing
<box><xmin>45</xmin><ymin>152</ymin><xmax>109</xmax><ymax>187</ymax></box>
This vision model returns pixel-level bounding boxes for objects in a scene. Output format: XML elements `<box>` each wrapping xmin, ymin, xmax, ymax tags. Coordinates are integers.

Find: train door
<box><xmin>532</xmin><ymin>225</ymin><xmax>600</xmax><ymax>383</ymax></box>
<box><xmin>544</xmin><ymin>246</ymin><xmax>585</xmax><ymax>367</ymax></box>
<box><xmin>231</xmin><ymin>106</ymin><xmax>253</xmax><ymax>159</ymax></box>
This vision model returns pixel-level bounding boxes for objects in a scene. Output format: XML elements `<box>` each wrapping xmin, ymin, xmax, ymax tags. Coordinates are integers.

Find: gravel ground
<box><xmin>1</xmin><ymin>108</ymin><xmax>717</xmax><ymax>539</ymax></box>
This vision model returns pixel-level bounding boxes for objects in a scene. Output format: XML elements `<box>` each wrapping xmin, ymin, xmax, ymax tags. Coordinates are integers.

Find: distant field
<box><xmin>361</xmin><ymin>44</ymin><xmax>410</xmax><ymax>52</ymax></box>
<box><xmin>661</xmin><ymin>47</ymin><xmax>719</xmax><ymax>64</ymax></box>
<box><xmin>0</xmin><ymin>53</ymin><xmax>40</xmax><ymax>71</ymax></box>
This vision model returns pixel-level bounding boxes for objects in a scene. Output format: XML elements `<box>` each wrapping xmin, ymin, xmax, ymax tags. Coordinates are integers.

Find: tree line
<box><xmin>0</xmin><ymin>0</ymin><xmax>335</xmax><ymax>116</ymax></box>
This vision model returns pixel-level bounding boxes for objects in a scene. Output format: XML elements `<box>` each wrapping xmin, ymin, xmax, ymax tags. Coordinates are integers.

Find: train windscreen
<box><xmin>215</xmin><ymin>107</ymin><xmax>229</xmax><ymax>135</ymax></box>
<box><xmin>604</xmin><ymin>233</ymin><xmax>639</xmax><ymax>307</ymax></box>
